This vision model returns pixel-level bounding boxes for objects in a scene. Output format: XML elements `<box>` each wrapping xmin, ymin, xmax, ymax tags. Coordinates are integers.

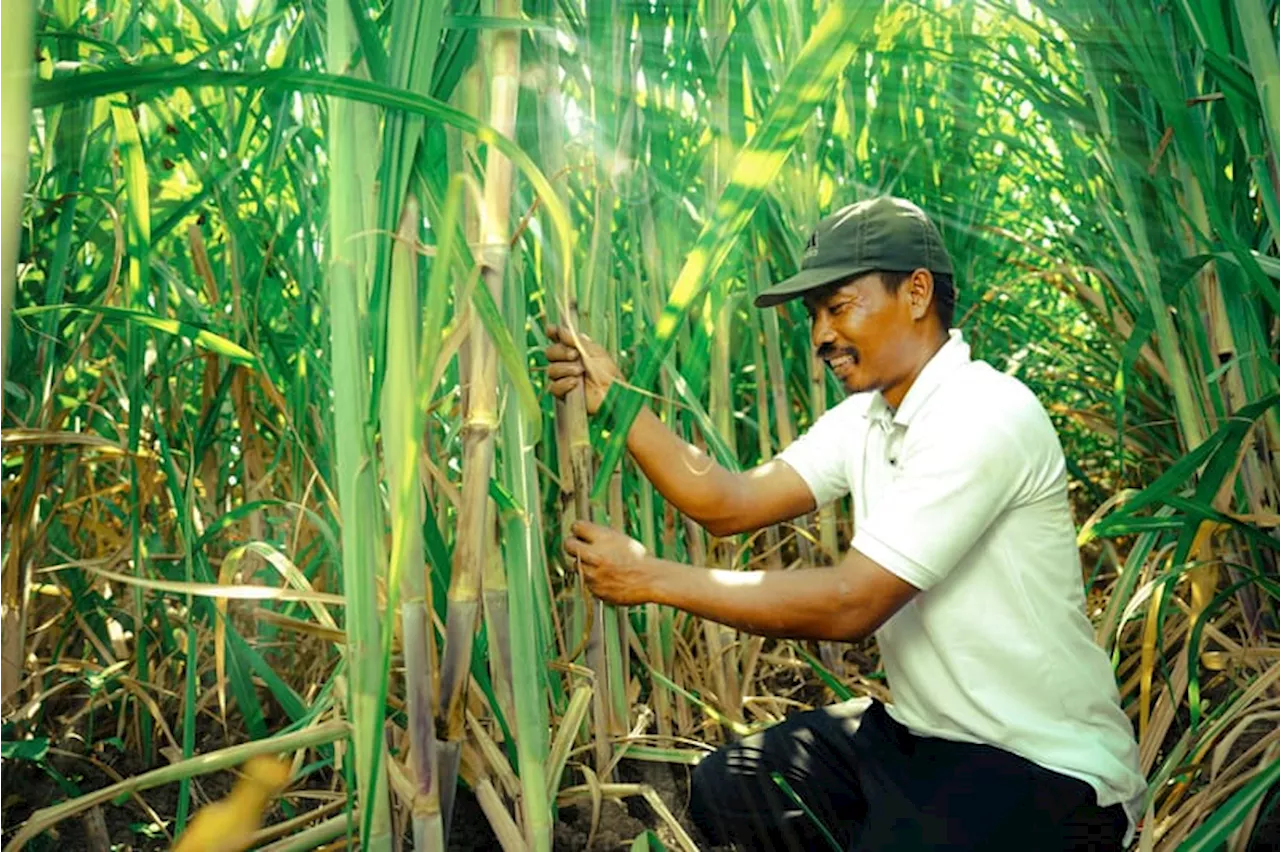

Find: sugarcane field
<box><xmin>3</xmin><ymin>0</ymin><xmax>1280</xmax><ymax>850</ymax></box>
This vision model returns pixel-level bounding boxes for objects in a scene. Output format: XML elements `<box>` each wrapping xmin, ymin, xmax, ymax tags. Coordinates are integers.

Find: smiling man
<box><xmin>546</xmin><ymin>196</ymin><xmax>1145</xmax><ymax>851</ymax></box>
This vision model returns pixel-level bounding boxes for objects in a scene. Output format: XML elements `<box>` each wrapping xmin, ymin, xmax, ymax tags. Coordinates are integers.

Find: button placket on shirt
<box><xmin>859</xmin><ymin>409</ymin><xmax>901</xmax><ymax>529</ymax></box>
<box><xmin>884</xmin><ymin>422</ymin><xmax>906</xmax><ymax>472</ymax></box>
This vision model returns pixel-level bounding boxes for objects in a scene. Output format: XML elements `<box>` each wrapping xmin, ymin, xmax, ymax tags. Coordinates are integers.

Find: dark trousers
<box><xmin>689</xmin><ymin>700</ymin><xmax>1129</xmax><ymax>851</ymax></box>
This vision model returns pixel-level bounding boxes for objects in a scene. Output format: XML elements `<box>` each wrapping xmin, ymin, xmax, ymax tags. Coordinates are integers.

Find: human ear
<box><xmin>908</xmin><ymin>268</ymin><xmax>934</xmax><ymax>321</ymax></box>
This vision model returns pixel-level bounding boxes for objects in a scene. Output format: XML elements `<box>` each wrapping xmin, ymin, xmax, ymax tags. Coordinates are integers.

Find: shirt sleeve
<box><xmin>852</xmin><ymin>397</ymin><xmax>1048</xmax><ymax>590</ymax></box>
<box><xmin>775</xmin><ymin>398</ymin><xmax>858</xmax><ymax>508</ymax></box>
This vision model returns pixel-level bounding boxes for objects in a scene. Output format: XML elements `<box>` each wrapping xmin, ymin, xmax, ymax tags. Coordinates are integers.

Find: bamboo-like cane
<box><xmin>326</xmin><ymin>2</ymin><xmax>392</xmax><ymax>846</ymax></box>
<box><xmin>437</xmin><ymin>0</ymin><xmax>523</xmax><ymax>836</ymax></box>
<box><xmin>383</xmin><ymin>196</ymin><xmax>445</xmax><ymax>851</ymax></box>
<box><xmin>537</xmin><ymin>1</ymin><xmax>614</xmax><ymax>779</ymax></box>
<box><xmin>499</xmin><ymin>257</ymin><xmax>555</xmax><ymax>850</ymax></box>
<box><xmin>1</xmin><ymin>0</ymin><xmax>38</xmax><ymax>708</ymax></box>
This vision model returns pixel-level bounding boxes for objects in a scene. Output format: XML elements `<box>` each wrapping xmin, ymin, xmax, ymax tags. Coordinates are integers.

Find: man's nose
<box><xmin>811</xmin><ymin>312</ymin><xmax>835</xmax><ymax>349</ymax></box>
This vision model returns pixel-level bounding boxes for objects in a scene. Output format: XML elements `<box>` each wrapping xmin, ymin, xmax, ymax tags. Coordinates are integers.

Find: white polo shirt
<box><xmin>777</xmin><ymin>330</ymin><xmax>1145</xmax><ymax>838</ymax></box>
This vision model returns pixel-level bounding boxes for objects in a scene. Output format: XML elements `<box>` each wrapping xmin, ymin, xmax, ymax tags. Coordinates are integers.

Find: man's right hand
<box><xmin>545</xmin><ymin>325</ymin><xmax>622</xmax><ymax>415</ymax></box>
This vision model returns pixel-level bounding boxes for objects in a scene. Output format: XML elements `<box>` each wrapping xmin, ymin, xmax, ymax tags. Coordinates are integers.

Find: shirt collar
<box><xmin>864</xmin><ymin>329</ymin><xmax>971</xmax><ymax>428</ymax></box>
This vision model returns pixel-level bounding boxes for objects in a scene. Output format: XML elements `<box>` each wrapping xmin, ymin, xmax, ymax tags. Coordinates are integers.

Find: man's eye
<box><xmin>830</xmin><ymin>301</ymin><xmax>850</xmax><ymax>314</ymax></box>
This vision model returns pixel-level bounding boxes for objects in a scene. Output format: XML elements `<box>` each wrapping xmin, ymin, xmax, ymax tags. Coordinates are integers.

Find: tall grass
<box><xmin>2</xmin><ymin>1</ymin><xmax>1276</xmax><ymax>850</ymax></box>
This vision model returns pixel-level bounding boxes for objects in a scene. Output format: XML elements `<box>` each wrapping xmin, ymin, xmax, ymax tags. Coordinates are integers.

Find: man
<box><xmin>546</xmin><ymin>196</ymin><xmax>1145</xmax><ymax>851</ymax></box>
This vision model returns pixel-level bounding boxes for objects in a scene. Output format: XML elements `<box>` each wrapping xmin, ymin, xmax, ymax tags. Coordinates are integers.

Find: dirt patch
<box><xmin>1</xmin><ymin>745</ymin><xmax>236</xmax><ymax>851</ymax></box>
<box><xmin>554</xmin><ymin>799</ymin><xmax>649</xmax><ymax>850</ymax></box>
<box><xmin>445</xmin><ymin>785</ymin><xmax>500</xmax><ymax>850</ymax></box>
<box><xmin>547</xmin><ymin>759</ymin><xmax>732</xmax><ymax>851</ymax></box>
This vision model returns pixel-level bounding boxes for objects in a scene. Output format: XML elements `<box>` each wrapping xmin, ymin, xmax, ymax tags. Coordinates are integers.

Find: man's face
<box><xmin>802</xmin><ymin>272</ymin><xmax>916</xmax><ymax>396</ymax></box>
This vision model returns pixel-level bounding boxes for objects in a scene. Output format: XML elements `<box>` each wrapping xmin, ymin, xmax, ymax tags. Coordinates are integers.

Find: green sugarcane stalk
<box><xmin>435</xmin><ymin>320</ymin><xmax>491</xmax><ymax>841</ymax></box>
<box><xmin>634</xmin><ymin>184</ymin><xmax>676</xmax><ymax>737</ymax></box>
<box><xmin>1</xmin><ymin>0</ymin><xmax>37</xmax><ymax>706</ymax></box>
<box><xmin>483</xmin><ymin>525</ymin><xmax>516</xmax><ymax>729</ymax></box>
<box><xmin>438</xmin><ymin>0</ymin><xmax>523</xmax><ymax>833</ymax></box>
<box><xmin>564</xmin><ymin>318</ymin><xmax>613</xmax><ymax>778</ymax></box>
<box><xmin>481</xmin><ymin>224</ymin><xmax>516</xmax><ymax>733</ymax></box>
<box><xmin>435</xmin><ymin>47</ymin><xmax>483</xmax><ymax>844</ymax></box>
<box><xmin>326</xmin><ymin>1</ymin><xmax>392</xmax><ymax>846</ymax></box>
<box><xmin>601</xmin><ymin>42</ymin><xmax>641</xmax><ymax>733</ymax></box>
<box><xmin>383</xmin><ymin>195</ymin><xmax>444</xmax><ymax>851</ymax></box>
<box><xmin>1232</xmin><ymin>0</ymin><xmax>1280</xmax><ymax>484</ymax></box>
<box><xmin>749</xmin><ymin>258</ymin><xmax>784</xmax><ymax>574</ymax></box>
<box><xmin>109</xmin><ymin>86</ymin><xmax>155</xmax><ymax>764</ymax></box>
<box><xmin>497</xmin><ymin>236</ymin><xmax>555</xmax><ymax>850</ymax></box>
<box><xmin>741</xmin><ymin>313</ymin><xmax>773</xmax><ymax>694</ymax></box>
<box><xmin>528</xmin><ymin>5</ymin><xmax>579</xmax><ymax>732</ymax></box>
<box><xmin>709</xmin><ymin>290</ymin><xmax>743</xmax><ymax>720</ymax></box>
<box><xmin>1236</xmin><ymin>0</ymin><xmax>1280</xmax><ymax>201</ymax></box>
<box><xmin>1079</xmin><ymin>63</ymin><xmax>1209</xmax><ymax>454</ymax></box>
<box><xmin>552</xmin><ymin>20</ymin><xmax>615</xmax><ymax>779</ymax></box>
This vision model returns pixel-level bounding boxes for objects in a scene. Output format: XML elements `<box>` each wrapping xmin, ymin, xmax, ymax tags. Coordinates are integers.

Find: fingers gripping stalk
<box><xmin>547</xmin><ymin>323</ymin><xmax>616</xmax><ymax>775</ymax></box>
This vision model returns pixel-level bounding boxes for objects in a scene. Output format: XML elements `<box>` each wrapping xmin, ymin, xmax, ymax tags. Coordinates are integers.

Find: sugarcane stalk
<box><xmin>1231</xmin><ymin>0</ymin><xmax>1280</xmax><ymax>485</ymax></box>
<box><xmin>606</xmin><ymin>472</ymin><xmax>631</xmax><ymax>728</ymax></box>
<box><xmin>741</xmin><ymin>314</ymin><xmax>773</xmax><ymax>698</ymax></box>
<box><xmin>751</xmin><ymin>308</ymin><xmax>783</xmax><ymax>573</ymax></box>
<box><xmin>536</xmin><ymin>27</ymin><xmax>602</xmax><ymax>768</ymax></box>
<box><xmin>566</xmin><ymin>327</ymin><xmax>613</xmax><ymax>778</ymax></box>
<box><xmin>438</xmin><ymin>0</ymin><xmax>522</xmax><ymax>834</ymax></box>
<box><xmin>1</xmin><ymin>0</ymin><xmax>36</xmax><ymax>706</ymax></box>
<box><xmin>708</xmin><ymin>291</ymin><xmax>743</xmax><ymax>721</ymax></box>
<box><xmin>538</xmin><ymin>2</ymin><xmax>616</xmax><ymax>778</ymax></box>
<box><xmin>383</xmin><ymin>195</ymin><xmax>444</xmax><ymax>851</ymax></box>
<box><xmin>648</xmin><ymin>211</ymin><xmax>688</xmax><ymax>734</ymax></box>
<box><xmin>483</xmin><ymin>496</ymin><xmax>515</xmax><ymax>729</ymax></box>
<box><xmin>435</xmin><ymin>349</ymin><xmax>492</xmax><ymax>839</ymax></box>
<box><xmin>701</xmin><ymin>6</ymin><xmax>746</xmax><ymax>720</ymax></box>
<box><xmin>636</xmin><ymin>190</ymin><xmax>674</xmax><ymax>737</ymax></box>
<box><xmin>500</xmin><ymin>252</ymin><xmax>554</xmax><ymax>852</ymax></box>
<box><xmin>1236</xmin><ymin>0</ymin><xmax>1280</xmax><ymax>204</ymax></box>
<box><xmin>601</xmin><ymin>40</ymin><xmax>642</xmax><ymax>732</ymax></box>
<box><xmin>326</xmin><ymin>2</ymin><xmax>392</xmax><ymax>846</ymax></box>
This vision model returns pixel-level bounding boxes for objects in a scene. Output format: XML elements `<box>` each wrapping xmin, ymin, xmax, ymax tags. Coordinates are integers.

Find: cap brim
<box><xmin>752</xmin><ymin>263</ymin><xmax>876</xmax><ymax>308</ymax></box>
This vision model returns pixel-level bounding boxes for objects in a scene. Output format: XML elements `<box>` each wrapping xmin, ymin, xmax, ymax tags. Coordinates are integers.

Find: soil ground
<box><xmin>2</xmin><ymin>745</ymin><xmax>719</xmax><ymax>851</ymax></box>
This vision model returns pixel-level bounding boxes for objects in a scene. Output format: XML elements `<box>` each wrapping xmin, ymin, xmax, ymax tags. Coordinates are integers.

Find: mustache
<box><xmin>817</xmin><ymin>344</ymin><xmax>859</xmax><ymax>363</ymax></box>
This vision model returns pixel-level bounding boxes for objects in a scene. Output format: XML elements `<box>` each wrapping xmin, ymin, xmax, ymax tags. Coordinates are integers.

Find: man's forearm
<box><xmin>624</xmin><ymin>406</ymin><xmax>741</xmax><ymax>530</ymax></box>
<box><xmin>644</xmin><ymin>557</ymin><xmax>884</xmax><ymax>642</ymax></box>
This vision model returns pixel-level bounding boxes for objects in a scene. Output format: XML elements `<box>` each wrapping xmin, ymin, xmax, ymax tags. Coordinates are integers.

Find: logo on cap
<box><xmin>803</xmin><ymin>230</ymin><xmax>819</xmax><ymax>259</ymax></box>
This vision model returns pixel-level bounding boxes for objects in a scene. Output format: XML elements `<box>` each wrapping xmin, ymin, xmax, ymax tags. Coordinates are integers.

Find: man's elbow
<box><xmin>699</xmin><ymin>515</ymin><xmax>747</xmax><ymax>537</ymax></box>
<box><xmin>694</xmin><ymin>478</ymin><xmax>755</xmax><ymax>537</ymax></box>
<box><xmin>817</xmin><ymin>595</ymin><xmax>886</xmax><ymax>643</ymax></box>
<box><xmin>825</xmin><ymin>618</ymin><xmax>874</xmax><ymax>643</ymax></box>
<box><xmin>823</xmin><ymin>594</ymin><xmax>910</xmax><ymax>643</ymax></box>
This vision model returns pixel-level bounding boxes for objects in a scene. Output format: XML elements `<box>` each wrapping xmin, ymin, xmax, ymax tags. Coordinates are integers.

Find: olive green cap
<box><xmin>754</xmin><ymin>196</ymin><xmax>954</xmax><ymax>308</ymax></box>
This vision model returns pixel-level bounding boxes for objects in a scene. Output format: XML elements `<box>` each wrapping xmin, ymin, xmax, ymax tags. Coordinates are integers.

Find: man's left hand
<box><xmin>564</xmin><ymin>521</ymin><xmax>657</xmax><ymax>606</ymax></box>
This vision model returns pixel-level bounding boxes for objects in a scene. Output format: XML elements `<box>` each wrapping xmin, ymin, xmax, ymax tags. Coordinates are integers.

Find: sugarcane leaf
<box><xmin>1086</xmin><ymin>393</ymin><xmax>1280</xmax><ymax>539</ymax></box>
<box><xmin>31</xmin><ymin>64</ymin><xmax>575</xmax><ymax>302</ymax></box>
<box><xmin>471</xmin><ymin>275</ymin><xmax>543</xmax><ymax>443</ymax></box>
<box><xmin>790</xmin><ymin>642</ymin><xmax>854</xmax><ymax>701</ymax></box>
<box><xmin>590</xmin><ymin>1</ymin><xmax>877</xmax><ymax>500</ymax></box>
<box><xmin>1</xmin><ymin>738</ymin><xmax>50</xmax><ymax>762</ymax></box>
<box><xmin>660</xmin><ymin>357</ymin><xmax>739</xmax><ymax>472</ymax></box>
<box><xmin>629</xmin><ymin>830</ymin><xmax>668</xmax><ymax>852</ymax></box>
<box><xmin>1178</xmin><ymin>756</ymin><xmax>1280</xmax><ymax>852</ymax></box>
<box><xmin>15</xmin><ymin>304</ymin><xmax>257</xmax><ymax>366</ymax></box>
<box><xmin>488</xmin><ymin>477</ymin><xmax>524</xmax><ymax>518</ymax></box>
